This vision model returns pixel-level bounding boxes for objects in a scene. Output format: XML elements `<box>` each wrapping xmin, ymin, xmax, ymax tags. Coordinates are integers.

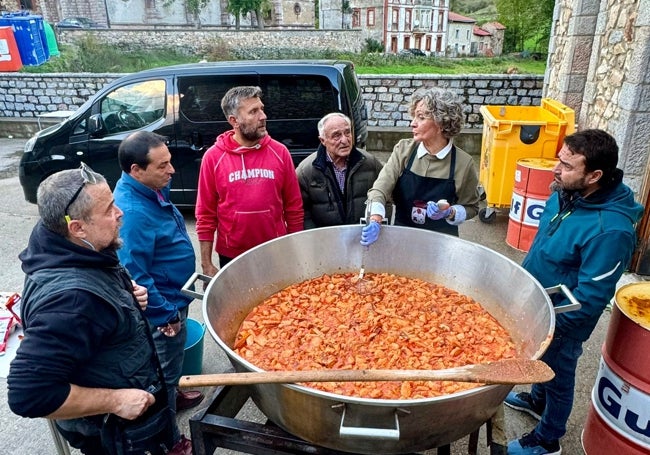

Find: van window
<box><xmin>179</xmin><ymin>76</ymin><xmax>241</xmax><ymax>122</ymax></box>
<box><xmin>179</xmin><ymin>74</ymin><xmax>338</xmax><ymax>123</ymax></box>
<box><xmin>101</xmin><ymin>79</ymin><xmax>166</xmax><ymax>134</ymax></box>
<box><xmin>262</xmin><ymin>75</ymin><xmax>338</xmax><ymax>120</ymax></box>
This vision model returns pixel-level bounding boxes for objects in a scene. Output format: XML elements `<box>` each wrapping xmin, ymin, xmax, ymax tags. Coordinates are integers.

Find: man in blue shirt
<box><xmin>114</xmin><ymin>131</ymin><xmax>205</xmax><ymax>452</ymax></box>
<box><xmin>505</xmin><ymin>129</ymin><xmax>644</xmax><ymax>455</ymax></box>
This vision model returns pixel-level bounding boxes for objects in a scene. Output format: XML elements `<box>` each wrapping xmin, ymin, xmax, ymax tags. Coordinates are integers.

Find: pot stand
<box><xmin>189</xmin><ymin>384</ymin><xmax>498</xmax><ymax>455</ymax></box>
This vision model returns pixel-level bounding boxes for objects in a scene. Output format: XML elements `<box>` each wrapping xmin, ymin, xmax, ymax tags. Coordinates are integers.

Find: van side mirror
<box><xmin>88</xmin><ymin>114</ymin><xmax>105</xmax><ymax>136</ymax></box>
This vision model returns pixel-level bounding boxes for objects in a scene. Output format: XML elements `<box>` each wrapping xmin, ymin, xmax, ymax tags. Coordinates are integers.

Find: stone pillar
<box><xmin>594</xmin><ymin>0</ymin><xmax>650</xmax><ymax>196</ymax></box>
<box><xmin>544</xmin><ymin>0</ymin><xmax>599</xmax><ymax>124</ymax></box>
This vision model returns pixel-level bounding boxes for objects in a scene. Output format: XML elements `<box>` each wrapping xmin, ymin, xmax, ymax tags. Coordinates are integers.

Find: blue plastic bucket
<box><xmin>182</xmin><ymin>318</ymin><xmax>205</xmax><ymax>376</ymax></box>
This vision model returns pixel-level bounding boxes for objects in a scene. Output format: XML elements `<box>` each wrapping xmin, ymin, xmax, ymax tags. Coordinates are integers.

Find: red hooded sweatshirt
<box><xmin>195</xmin><ymin>130</ymin><xmax>304</xmax><ymax>259</ymax></box>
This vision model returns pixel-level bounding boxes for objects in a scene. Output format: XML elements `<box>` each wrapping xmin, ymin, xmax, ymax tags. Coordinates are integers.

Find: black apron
<box><xmin>393</xmin><ymin>145</ymin><xmax>459</xmax><ymax>236</ymax></box>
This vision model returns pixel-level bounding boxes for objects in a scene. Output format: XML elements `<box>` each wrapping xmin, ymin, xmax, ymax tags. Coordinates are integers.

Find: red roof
<box><xmin>483</xmin><ymin>21</ymin><xmax>506</xmax><ymax>30</ymax></box>
<box><xmin>473</xmin><ymin>26</ymin><xmax>491</xmax><ymax>37</ymax></box>
<box><xmin>448</xmin><ymin>12</ymin><xmax>476</xmax><ymax>23</ymax></box>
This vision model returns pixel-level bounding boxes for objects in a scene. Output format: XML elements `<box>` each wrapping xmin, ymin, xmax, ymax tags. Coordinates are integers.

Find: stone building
<box><xmin>545</xmin><ymin>0</ymin><xmax>650</xmax><ymax>271</ymax></box>
<box><xmin>385</xmin><ymin>0</ymin><xmax>448</xmax><ymax>55</ymax></box>
<box><xmin>349</xmin><ymin>0</ymin><xmax>383</xmax><ymax>45</ymax></box>
<box><xmin>447</xmin><ymin>11</ymin><xmax>474</xmax><ymax>56</ymax></box>
<box><xmin>6</xmin><ymin>0</ymin><xmax>315</xmax><ymax>28</ymax></box>
<box><xmin>481</xmin><ymin>21</ymin><xmax>505</xmax><ymax>56</ymax></box>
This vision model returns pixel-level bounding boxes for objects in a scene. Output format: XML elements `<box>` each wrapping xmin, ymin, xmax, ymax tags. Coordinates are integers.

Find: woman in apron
<box><xmin>361</xmin><ymin>87</ymin><xmax>480</xmax><ymax>244</ymax></box>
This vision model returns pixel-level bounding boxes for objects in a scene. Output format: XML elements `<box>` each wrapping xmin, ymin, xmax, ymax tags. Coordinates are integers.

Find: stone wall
<box><xmin>545</xmin><ymin>0</ymin><xmax>650</xmax><ymax>199</ymax></box>
<box><xmin>0</xmin><ymin>72</ymin><xmax>545</xmax><ymax>130</ymax></box>
<box><xmin>55</xmin><ymin>28</ymin><xmax>365</xmax><ymax>56</ymax></box>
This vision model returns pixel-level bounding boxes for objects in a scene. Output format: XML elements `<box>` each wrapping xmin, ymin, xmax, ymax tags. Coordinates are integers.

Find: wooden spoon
<box><xmin>179</xmin><ymin>358</ymin><xmax>553</xmax><ymax>388</ymax></box>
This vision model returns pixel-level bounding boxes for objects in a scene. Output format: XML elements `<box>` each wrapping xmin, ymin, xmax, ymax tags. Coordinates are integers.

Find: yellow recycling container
<box><xmin>478</xmin><ymin>98</ymin><xmax>575</xmax><ymax>223</ymax></box>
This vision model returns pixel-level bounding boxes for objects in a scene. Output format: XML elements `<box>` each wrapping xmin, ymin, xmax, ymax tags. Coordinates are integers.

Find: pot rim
<box><xmin>201</xmin><ymin>225</ymin><xmax>555</xmax><ymax>403</ymax></box>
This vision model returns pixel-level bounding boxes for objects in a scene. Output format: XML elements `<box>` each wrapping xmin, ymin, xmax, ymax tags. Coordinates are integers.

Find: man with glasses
<box><xmin>296</xmin><ymin>112</ymin><xmax>384</xmax><ymax>228</ymax></box>
<box><xmin>8</xmin><ymin>166</ymin><xmax>189</xmax><ymax>454</ymax></box>
<box><xmin>114</xmin><ymin>131</ymin><xmax>203</xmax><ymax>449</ymax></box>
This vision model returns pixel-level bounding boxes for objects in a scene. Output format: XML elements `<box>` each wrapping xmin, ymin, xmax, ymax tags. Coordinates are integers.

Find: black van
<box><xmin>19</xmin><ymin>60</ymin><xmax>368</xmax><ymax>207</ymax></box>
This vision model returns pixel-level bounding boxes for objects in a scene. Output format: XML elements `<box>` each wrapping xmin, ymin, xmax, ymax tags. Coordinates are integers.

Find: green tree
<box><xmin>228</xmin><ymin>0</ymin><xmax>267</xmax><ymax>29</ymax></box>
<box><xmin>496</xmin><ymin>0</ymin><xmax>554</xmax><ymax>53</ymax></box>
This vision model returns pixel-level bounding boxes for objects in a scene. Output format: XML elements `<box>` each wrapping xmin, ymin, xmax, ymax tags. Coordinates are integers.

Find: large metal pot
<box><xmin>193</xmin><ymin>226</ymin><xmax>556</xmax><ymax>453</ymax></box>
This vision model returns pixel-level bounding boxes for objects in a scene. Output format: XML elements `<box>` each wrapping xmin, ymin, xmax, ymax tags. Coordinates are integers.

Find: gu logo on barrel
<box><xmin>506</xmin><ymin>158</ymin><xmax>557</xmax><ymax>252</ymax></box>
<box><xmin>588</xmin><ymin>359</ymin><xmax>650</xmax><ymax>448</ymax></box>
<box><xmin>582</xmin><ymin>283</ymin><xmax>650</xmax><ymax>454</ymax></box>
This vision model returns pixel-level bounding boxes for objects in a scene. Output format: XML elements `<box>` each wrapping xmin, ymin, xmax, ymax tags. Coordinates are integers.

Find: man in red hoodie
<box><xmin>195</xmin><ymin>86</ymin><xmax>304</xmax><ymax>275</ymax></box>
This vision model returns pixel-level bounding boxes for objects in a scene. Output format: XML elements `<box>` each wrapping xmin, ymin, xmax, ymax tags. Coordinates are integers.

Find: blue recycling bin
<box><xmin>0</xmin><ymin>12</ymin><xmax>48</xmax><ymax>66</ymax></box>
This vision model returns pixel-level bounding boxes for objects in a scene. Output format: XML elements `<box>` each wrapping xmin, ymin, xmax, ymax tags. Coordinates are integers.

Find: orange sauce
<box><xmin>234</xmin><ymin>272</ymin><xmax>517</xmax><ymax>399</ymax></box>
<box><xmin>616</xmin><ymin>283</ymin><xmax>650</xmax><ymax>330</ymax></box>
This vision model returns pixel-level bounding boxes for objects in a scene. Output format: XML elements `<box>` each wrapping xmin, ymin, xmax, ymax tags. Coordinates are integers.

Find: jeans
<box><xmin>56</xmin><ymin>418</ymin><xmax>105</xmax><ymax>454</ymax></box>
<box><xmin>151</xmin><ymin>306</ymin><xmax>188</xmax><ymax>443</ymax></box>
<box><xmin>530</xmin><ymin>334</ymin><xmax>584</xmax><ymax>441</ymax></box>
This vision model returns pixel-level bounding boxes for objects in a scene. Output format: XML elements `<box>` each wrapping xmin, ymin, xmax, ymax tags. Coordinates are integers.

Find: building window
<box><xmin>455</xmin><ymin>29</ymin><xmax>459</xmax><ymax>39</ymax></box>
<box><xmin>405</xmin><ymin>10</ymin><xmax>411</xmax><ymax>29</ymax></box>
<box><xmin>353</xmin><ymin>8</ymin><xmax>361</xmax><ymax>27</ymax></box>
<box><xmin>367</xmin><ymin>9</ymin><xmax>375</xmax><ymax>26</ymax></box>
<box><xmin>426</xmin><ymin>36</ymin><xmax>432</xmax><ymax>51</ymax></box>
<box><xmin>392</xmin><ymin>9</ymin><xmax>398</xmax><ymax>29</ymax></box>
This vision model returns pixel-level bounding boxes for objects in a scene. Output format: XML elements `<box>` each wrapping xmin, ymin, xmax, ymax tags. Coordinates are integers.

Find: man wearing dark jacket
<box><xmin>7</xmin><ymin>165</ymin><xmax>189</xmax><ymax>455</ymax></box>
<box><xmin>505</xmin><ymin>129</ymin><xmax>644</xmax><ymax>455</ymax></box>
<box><xmin>296</xmin><ymin>112</ymin><xmax>384</xmax><ymax>228</ymax></box>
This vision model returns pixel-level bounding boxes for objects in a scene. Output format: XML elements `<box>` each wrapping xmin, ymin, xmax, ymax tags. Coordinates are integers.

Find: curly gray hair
<box><xmin>409</xmin><ymin>87</ymin><xmax>464</xmax><ymax>139</ymax></box>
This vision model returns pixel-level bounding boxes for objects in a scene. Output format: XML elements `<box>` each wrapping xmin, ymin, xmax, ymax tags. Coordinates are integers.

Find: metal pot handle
<box><xmin>545</xmin><ymin>284</ymin><xmax>582</xmax><ymax>314</ymax></box>
<box><xmin>337</xmin><ymin>406</ymin><xmax>400</xmax><ymax>441</ymax></box>
<box><xmin>181</xmin><ymin>272</ymin><xmax>212</xmax><ymax>300</ymax></box>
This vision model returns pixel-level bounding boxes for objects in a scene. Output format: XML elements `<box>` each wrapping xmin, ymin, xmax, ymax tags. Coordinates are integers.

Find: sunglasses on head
<box><xmin>64</xmin><ymin>162</ymin><xmax>98</xmax><ymax>224</ymax></box>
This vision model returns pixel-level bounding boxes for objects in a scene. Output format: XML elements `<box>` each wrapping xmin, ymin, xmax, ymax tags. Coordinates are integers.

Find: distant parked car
<box><xmin>399</xmin><ymin>48</ymin><xmax>427</xmax><ymax>57</ymax></box>
<box><xmin>56</xmin><ymin>17</ymin><xmax>103</xmax><ymax>29</ymax></box>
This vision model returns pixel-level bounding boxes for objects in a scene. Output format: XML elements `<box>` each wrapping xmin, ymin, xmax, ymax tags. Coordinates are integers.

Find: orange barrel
<box><xmin>582</xmin><ymin>282</ymin><xmax>650</xmax><ymax>454</ymax></box>
<box><xmin>506</xmin><ymin>158</ymin><xmax>557</xmax><ymax>252</ymax></box>
<box><xmin>0</xmin><ymin>26</ymin><xmax>23</xmax><ymax>71</ymax></box>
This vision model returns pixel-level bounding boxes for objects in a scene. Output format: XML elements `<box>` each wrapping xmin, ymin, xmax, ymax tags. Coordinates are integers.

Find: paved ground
<box><xmin>0</xmin><ymin>137</ymin><xmax>645</xmax><ymax>454</ymax></box>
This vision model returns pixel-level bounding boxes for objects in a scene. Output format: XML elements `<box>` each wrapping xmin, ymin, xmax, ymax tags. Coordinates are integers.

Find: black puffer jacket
<box><xmin>296</xmin><ymin>145</ymin><xmax>384</xmax><ymax>228</ymax></box>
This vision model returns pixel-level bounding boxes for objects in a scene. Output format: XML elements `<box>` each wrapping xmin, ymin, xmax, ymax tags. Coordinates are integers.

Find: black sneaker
<box><xmin>507</xmin><ymin>432</ymin><xmax>561</xmax><ymax>455</ymax></box>
<box><xmin>504</xmin><ymin>391</ymin><xmax>544</xmax><ymax>420</ymax></box>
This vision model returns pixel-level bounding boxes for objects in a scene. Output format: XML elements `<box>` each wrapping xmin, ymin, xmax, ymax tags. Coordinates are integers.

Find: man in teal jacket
<box><xmin>114</xmin><ymin>131</ymin><xmax>204</xmax><ymax>453</ymax></box>
<box><xmin>505</xmin><ymin>129</ymin><xmax>644</xmax><ymax>455</ymax></box>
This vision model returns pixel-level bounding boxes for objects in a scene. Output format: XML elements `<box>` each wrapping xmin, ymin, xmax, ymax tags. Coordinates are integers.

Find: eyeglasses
<box><xmin>64</xmin><ymin>162</ymin><xmax>98</xmax><ymax>224</ymax></box>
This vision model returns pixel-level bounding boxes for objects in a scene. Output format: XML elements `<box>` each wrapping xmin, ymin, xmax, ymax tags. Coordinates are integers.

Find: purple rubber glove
<box><xmin>426</xmin><ymin>200</ymin><xmax>452</xmax><ymax>220</ymax></box>
<box><xmin>360</xmin><ymin>221</ymin><xmax>381</xmax><ymax>246</ymax></box>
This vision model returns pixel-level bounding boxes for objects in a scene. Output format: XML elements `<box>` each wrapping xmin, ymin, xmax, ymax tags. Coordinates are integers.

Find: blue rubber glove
<box><xmin>360</xmin><ymin>221</ymin><xmax>381</xmax><ymax>246</ymax></box>
<box><xmin>426</xmin><ymin>201</ymin><xmax>452</xmax><ymax>220</ymax></box>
